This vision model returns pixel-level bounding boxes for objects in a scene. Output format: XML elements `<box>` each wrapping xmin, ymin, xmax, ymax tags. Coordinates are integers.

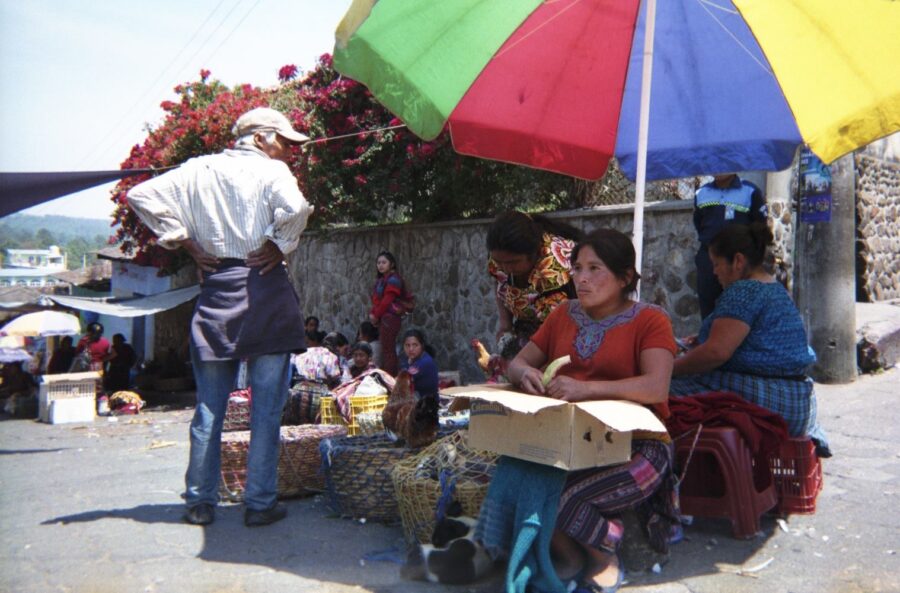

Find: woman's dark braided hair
<box><xmin>709</xmin><ymin>222</ymin><xmax>773</xmax><ymax>268</ymax></box>
<box><xmin>486</xmin><ymin>211</ymin><xmax>582</xmax><ymax>257</ymax></box>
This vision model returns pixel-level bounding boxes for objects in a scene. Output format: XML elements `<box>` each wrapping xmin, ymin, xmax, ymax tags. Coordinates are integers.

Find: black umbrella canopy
<box><xmin>0</xmin><ymin>169</ymin><xmax>158</xmax><ymax>218</ymax></box>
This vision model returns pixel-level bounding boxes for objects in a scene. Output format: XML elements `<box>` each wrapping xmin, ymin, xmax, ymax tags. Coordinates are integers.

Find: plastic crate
<box><xmin>768</xmin><ymin>437</ymin><xmax>823</xmax><ymax>514</ymax></box>
<box><xmin>319</xmin><ymin>394</ymin><xmax>388</xmax><ymax>436</ymax></box>
<box><xmin>38</xmin><ymin>372</ymin><xmax>100</xmax><ymax>424</ymax></box>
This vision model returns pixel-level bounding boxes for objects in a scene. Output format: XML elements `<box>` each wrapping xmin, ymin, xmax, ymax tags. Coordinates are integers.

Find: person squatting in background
<box><xmin>399</xmin><ymin>329</ymin><xmax>439</xmax><ymax>403</ymax></box>
<box><xmin>346</xmin><ymin>341</ymin><xmax>376</xmax><ymax>380</ymax></box>
<box><xmin>357</xmin><ymin>321</ymin><xmax>382</xmax><ymax>370</ymax></box>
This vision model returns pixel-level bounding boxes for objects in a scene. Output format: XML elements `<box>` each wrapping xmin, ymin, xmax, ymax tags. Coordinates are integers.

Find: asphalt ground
<box><xmin>1</xmin><ymin>368</ymin><xmax>898</xmax><ymax>593</ymax></box>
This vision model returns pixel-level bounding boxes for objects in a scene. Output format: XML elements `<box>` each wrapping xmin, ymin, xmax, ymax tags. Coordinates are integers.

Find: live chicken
<box><xmin>382</xmin><ymin>370</ymin><xmax>439</xmax><ymax>448</ymax></box>
<box><xmin>469</xmin><ymin>338</ymin><xmax>505</xmax><ymax>383</ymax></box>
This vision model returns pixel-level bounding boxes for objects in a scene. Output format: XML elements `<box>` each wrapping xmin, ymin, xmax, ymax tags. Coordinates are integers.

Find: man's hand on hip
<box><xmin>247</xmin><ymin>240</ymin><xmax>284</xmax><ymax>275</ymax></box>
<box><xmin>179</xmin><ymin>239</ymin><xmax>219</xmax><ymax>274</ymax></box>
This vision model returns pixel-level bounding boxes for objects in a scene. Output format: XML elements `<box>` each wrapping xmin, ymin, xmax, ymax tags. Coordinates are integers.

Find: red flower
<box><xmin>278</xmin><ymin>64</ymin><xmax>298</xmax><ymax>82</ymax></box>
<box><xmin>355</xmin><ymin>174</ymin><xmax>367</xmax><ymax>185</ymax></box>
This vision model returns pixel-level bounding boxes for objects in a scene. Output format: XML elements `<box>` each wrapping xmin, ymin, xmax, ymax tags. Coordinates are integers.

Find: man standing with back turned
<box><xmin>127</xmin><ymin>108</ymin><xmax>313</xmax><ymax>527</ymax></box>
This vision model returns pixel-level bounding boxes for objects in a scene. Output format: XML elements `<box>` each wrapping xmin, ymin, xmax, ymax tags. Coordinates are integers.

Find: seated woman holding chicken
<box><xmin>496</xmin><ymin>228</ymin><xmax>678</xmax><ymax>593</ymax></box>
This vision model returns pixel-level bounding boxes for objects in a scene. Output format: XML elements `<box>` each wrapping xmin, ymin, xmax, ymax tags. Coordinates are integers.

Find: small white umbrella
<box><xmin>0</xmin><ymin>335</ymin><xmax>33</xmax><ymax>364</ymax></box>
<box><xmin>0</xmin><ymin>347</ymin><xmax>33</xmax><ymax>364</ymax></box>
<box><xmin>0</xmin><ymin>311</ymin><xmax>81</xmax><ymax>338</ymax></box>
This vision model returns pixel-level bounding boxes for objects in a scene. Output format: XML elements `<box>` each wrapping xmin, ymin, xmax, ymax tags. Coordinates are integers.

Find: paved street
<box><xmin>1</xmin><ymin>368</ymin><xmax>898</xmax><ymax>593</ymax></box>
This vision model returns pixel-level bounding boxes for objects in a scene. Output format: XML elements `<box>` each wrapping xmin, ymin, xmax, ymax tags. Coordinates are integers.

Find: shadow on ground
<box><xmin>0</xmin><ymin>447</ymin><xmax>69</xmax><ymax>455</ymax></box>
<box><xmin>39</xmin><ymin>497</ymin><xmax>776</xmax><ymax>591</ymax></box>
<box><xmin>42</xmin><ymin>503</ymin><xmax>185</xmax><ymax>526</ymax></box>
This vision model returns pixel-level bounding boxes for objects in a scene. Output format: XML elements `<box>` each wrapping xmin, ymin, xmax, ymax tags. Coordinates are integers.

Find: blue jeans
<box><xmin>185</xmin><ymin>345</ymin><xmax>291</xmax><ymax>511</ymax></box>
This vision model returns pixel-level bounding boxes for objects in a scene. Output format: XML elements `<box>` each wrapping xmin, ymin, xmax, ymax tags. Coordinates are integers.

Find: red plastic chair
<box><xmin>676</xmin><ymin>426</ymin><xmax>777</xmax><ymax>539</ymax></box>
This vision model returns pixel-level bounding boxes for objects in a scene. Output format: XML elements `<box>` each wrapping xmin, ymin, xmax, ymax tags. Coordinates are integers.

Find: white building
<box><xmin>0</xmin><ymin>246</ymin><xmax>68</xmax><ymax>288</ymax></box>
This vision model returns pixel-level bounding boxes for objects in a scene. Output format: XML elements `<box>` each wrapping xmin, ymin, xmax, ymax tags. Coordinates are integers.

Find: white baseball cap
<box><xmin>232</xmin><ymin>107</ymin><xmax>309</xmax><ymax>143</ymax></box>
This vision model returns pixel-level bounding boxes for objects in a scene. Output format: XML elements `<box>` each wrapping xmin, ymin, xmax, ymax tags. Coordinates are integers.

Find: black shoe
<box><xmin>244</xmin><ymin>503</ymin><xmax>287</xmax><ymax>527</ymax></box>
<box><xmin>183</xmin><ymin>503</ymin><xmax>215</xmax><ymax>526</ymax></box>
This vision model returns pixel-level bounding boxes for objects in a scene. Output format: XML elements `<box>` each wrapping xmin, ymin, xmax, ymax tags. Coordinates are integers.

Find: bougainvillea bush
<box><xmin>280</xmin><ymin>54</ymin><xmax>575</xmax><ymax>226</ymax></box>
<box><xmin>112</xmin><ymin>57</ymin><xmax>576</xmax><ymax>273</ymax></box>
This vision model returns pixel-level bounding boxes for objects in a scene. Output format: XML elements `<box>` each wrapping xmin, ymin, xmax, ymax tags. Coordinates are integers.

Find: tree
<box><xmin>65</xmin><ymin>237</ymin><xmax>92</xmax><ymax>269</ymax></box>
<box><xmin>35</xmin><ymin>228</ymin><xmax>56</xmax><ymax>248</ymax></box>
<box><xmin>280</xmin><ymin>55</ymin><xmax>576</xmax><ymax>226</ymax></box>
<box><xmin>110</xmin><ymin>59</ymin><xmax>579</xmax><ymax>274</ymax></box>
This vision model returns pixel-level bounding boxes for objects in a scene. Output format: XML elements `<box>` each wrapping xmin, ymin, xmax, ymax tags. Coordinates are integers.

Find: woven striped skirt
<box><xmin>669</xmin><ymin>370</ymin><xmax>815</xmax><ymax>437</ymax></box>
<box><xmin>556</xmin><ymin>439</ymin><xmax>673</xmax><ymax>553</ymax></box>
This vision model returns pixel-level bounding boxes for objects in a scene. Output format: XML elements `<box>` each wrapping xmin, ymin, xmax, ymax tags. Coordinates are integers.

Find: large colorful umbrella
<box><xmin>334</xmin><ymin>0</ymin><xmax>898</xmax><ymax>181</ymax></box>
<box><xmin>0</xmin><ymin>311</ymin><xmax>81</xmax><ymax>338</ymax></box>
<box><xmin>334</xmin><ymin>0</ymin><xmax>899</xmax><ymax>268</ymax></box>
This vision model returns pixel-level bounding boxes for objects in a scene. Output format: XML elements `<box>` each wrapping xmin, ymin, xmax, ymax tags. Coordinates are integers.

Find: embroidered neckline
<box><xmin>568</xmin><ymin>300</ymin><xmax>646</xmax><ymax>360</ymax></box>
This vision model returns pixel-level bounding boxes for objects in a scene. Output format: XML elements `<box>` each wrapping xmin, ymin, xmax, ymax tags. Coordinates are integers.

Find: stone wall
<box><xmin>289</xmin><ymin>202</ymin><xmax>699</xmax><ymax>384</ymax></box>
<box><xmin>287</xmin><ymin>138</ymin><xmax>899</xmax><ymax>384</ymax></box>
<box><xmin>856</xmin><ymin>136</ymin><xmax>900</xmax><ymax>302</ymax></box>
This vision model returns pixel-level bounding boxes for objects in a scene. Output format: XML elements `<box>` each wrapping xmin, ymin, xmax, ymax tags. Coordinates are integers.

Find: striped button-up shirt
<box><xmin>127</xmin><ymin>146</ymin><xmax>313</xmax><ymax>258</ymax></box>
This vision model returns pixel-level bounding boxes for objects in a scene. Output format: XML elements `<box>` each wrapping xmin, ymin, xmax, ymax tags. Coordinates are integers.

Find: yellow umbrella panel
<box><xmin>735</xmin><ymin>0</ymin><xmax>900</xmax><ymax>164</ymax></box>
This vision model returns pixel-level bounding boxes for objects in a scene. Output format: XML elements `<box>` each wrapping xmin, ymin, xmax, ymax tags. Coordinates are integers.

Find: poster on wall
<box><xmin>799</xmin><ymin>149</ymin><xmax>832</xmax><ymax>224</ymax></box>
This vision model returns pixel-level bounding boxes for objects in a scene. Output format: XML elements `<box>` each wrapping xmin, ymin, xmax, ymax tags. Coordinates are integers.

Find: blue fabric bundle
<box><xmin>475</xmin><ymin>456</ymin><xmax>568</xmax><ymax>593</ymax></box>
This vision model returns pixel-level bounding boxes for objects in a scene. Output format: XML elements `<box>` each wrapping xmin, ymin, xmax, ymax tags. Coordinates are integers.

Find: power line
<box><xmin>78</xmin><ymin>0</ymin><xmax>245</xmax><ymax>169</ymax></box>
<box><xmin>197</xmin><ymin>0</ymin><xmax>264</xmax><ymax>77</ymax></box>
<box><xmin>167</xmin><ymin>0</ymin><xmax>249</xmax><ymax>93</ymax></box>
<box><xmin>94</xmin><ymin>0</ymin><xmax>265</xmax><ymax>170</ymax></box>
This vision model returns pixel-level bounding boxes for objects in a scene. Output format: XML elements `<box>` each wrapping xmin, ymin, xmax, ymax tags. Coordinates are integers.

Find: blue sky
<box><xmin>0</xmin><ymin>0</ymin><xmax>352</xmax><ymax>220</ymax></box>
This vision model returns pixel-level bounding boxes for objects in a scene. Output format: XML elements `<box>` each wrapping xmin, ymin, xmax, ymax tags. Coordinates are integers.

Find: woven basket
<box><xmin>320</xmin><ymin>394</ymin><xmax>388</xmax><ymax>436</ymax></box>
<box><xmin>223</xmin><ymin>389</ymin><xmax>251</xmax><ymax>432</ymax></box>
<box><xmin>219</xmin><ymin>424</ymin><xmax>347</xmax><ymax>502</ymax></box>
<box><xmin>282</xmin><ymin>381</ymin><xmax>329</xmax><ymax>426</ymax></box>
<box><xmin>319</xmin><ymin>433</ymin><xmax>422</xmax><ymax>523</ymax></box>
<box><xmin>391</xmin><ymin>430</ymin><xmax>498</xmax><ymax>544</ymax></box>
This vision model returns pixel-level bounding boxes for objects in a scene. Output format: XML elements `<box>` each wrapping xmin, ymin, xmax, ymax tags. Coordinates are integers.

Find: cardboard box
<box><xmin>455</xmin><ymin>387</ymin><xmax>667</xmax><ymax>471</ymax></box>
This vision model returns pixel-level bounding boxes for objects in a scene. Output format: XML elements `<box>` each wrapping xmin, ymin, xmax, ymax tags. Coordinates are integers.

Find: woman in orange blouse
<box><xmin>508</xmin><ymin>228</ymin><xmax>677</xmax><ymax>593</ymax></box>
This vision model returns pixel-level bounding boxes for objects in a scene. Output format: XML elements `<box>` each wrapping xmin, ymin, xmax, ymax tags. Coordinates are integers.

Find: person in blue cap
<box><xmin>693</xmin><ymin>173</ymin><xmax>767</xmax><ymax>318</ymax></box>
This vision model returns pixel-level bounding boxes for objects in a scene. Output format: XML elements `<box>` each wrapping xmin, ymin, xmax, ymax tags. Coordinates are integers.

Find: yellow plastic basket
<box><xmin>320</xmin><ymin>394</ymin><xmax>388</xmax><ymax>436</ymax></box>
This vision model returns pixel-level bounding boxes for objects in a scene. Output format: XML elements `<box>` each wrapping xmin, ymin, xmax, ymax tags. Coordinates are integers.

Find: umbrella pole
<box><xmin>633</xmin><ymin>0</ymin><xmax>657</xmax><ymax>299</ymax></box>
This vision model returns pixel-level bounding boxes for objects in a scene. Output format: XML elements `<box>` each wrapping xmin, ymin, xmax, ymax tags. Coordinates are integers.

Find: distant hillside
<box><xmin>0</xmin><ymin>214</ymin><xmax>114</xmax><ymax>244</ymax></box>
<box><xmin>0</xmin><ymin>214</ymin><xmax>116</xmax><ymax>269</ymax></box>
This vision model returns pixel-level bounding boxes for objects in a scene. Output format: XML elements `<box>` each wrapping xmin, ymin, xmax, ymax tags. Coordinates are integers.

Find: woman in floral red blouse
<box><xmin>369</xmin><ymin>251</ymin><xmax>412</xmax><ymax>376</ymax></box>
<box><xmin>487</xmin><ymin>211</ymin><xmax>582</xmax><ymax>360</ymax></box>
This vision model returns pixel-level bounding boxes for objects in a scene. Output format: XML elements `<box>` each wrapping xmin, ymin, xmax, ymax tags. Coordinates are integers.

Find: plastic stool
<box><xmin>676</xmin><ymin>426</ymin><xmax>777</xmax><ymax>539</ymax></box>
<box><xmin>769</xmin><ymin>437</ymin><xmax>823</xmax><ymax>514</ymax></box>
